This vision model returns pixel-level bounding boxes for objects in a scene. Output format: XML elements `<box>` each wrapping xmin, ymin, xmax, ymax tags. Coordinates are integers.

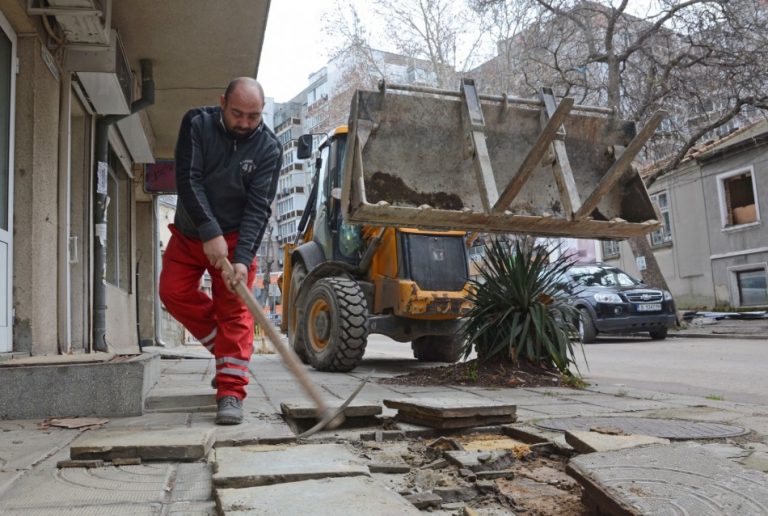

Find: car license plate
<box><xmin>637</xmin><ymin>303</ymin><xmax>661</xmax><ymax>312</ymax></box>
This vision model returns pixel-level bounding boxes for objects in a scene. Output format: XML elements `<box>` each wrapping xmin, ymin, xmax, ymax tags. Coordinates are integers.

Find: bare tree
<box><xmin>471</xmin><ymin>0</ymin><xmax>768</xmax><ymax>170</ymax></box>
<box><xmin>471</xmin><ymin>0</ymin><xmax>768</xmax><ymax>295</ymax></box>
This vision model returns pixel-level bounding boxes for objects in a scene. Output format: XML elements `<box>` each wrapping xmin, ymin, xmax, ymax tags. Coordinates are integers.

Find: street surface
<box><xmin>574</xmin><ymin>336</ymin><xmax>768</xmax><ymax>406</ymax></box>
<box><xmin>362</xmin><ymin>334</ymin><xmax>768</xmax><ymax>405</ymax></box>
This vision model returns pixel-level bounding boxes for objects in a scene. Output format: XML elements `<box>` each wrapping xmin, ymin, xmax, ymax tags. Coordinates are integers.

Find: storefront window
<box><xmin>106</xmin><ymin>149</ymin><xmax>131</xmax><ymax>291</ymax></box>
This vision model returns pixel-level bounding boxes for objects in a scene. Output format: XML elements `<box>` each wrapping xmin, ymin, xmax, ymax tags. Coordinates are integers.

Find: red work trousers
<box><xmin>159</xmin><ymin>224</ymin><xmax>256</xmax><ymax>400</ymax></box>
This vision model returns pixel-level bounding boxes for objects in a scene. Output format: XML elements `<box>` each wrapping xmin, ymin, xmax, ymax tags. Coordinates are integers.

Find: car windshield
<box><xmin>569</xmin><ymin>266</ymin><xmax>639</xmax><ymax>287</ymax></box>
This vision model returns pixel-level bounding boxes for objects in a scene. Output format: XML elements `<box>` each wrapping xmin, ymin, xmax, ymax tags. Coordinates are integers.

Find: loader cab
<box><xmin>299</xmin><ymin>128</ymin><xmax>362</xmax><ymax>265</ymax></box>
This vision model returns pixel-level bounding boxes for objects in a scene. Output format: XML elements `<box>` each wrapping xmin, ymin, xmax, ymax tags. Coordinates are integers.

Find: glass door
<box><xmin>0</xmin><ymin>13</ymin><xmax>16</xmax><ymax>352</ymax></box>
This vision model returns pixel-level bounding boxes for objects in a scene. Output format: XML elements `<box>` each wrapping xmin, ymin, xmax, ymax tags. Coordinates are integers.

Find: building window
<box><xmin>718</xmin><ymin>167</ymin><xmax>759</xmax><ymax>228</ymax></box>
<box><xmin>602</xmin><ymin>240</ymin><xmax>620</xmax><ymax>258</ymax></box>
<box><xmin>650</xmin><ymin>191</ymin><xmax>672</xmax><ymax>246</ymax></box>
<box><xmin>278</xmin><ymin>129</ymin><xmax>292</xmax><ymax>145</ymax></box>
<box><xmin>736</xmin><ymin>268</ymin><xmax>768</xmax><ymax>306</ymax></box>
<box><xmin>107</xmin><ymin>149</ymin><xmax>131</xmax><ymax>291</ymax></box>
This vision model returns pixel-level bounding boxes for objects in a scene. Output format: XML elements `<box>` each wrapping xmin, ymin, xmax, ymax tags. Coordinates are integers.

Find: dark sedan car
<box><xmin>561</xmin><ymin>263</ymin><xmax>677</xmax><ymax>343</ymax></box>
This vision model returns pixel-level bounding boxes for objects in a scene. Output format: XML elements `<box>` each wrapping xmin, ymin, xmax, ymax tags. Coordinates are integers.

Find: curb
<box><xmin>669</xmin><ymin>332</ymin><xmax>766</xmax><ymax>340</ymax></box>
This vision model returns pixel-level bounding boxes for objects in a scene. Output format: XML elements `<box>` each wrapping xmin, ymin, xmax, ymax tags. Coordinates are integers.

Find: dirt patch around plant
<box><xmin>378</xmin><ymin>358</ymin><xmax>580</xmax><ymax>389</ymax></box>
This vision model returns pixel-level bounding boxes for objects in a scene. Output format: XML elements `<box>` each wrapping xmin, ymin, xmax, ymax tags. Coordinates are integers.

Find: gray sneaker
<box><xmin>216</xmin><ymin>396</ymin><xmax>243</xmax><ymax>425</ymax></box>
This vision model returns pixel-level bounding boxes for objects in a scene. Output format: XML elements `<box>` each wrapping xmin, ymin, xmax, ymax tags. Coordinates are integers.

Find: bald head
<box><xmin>224</xmin><ymin>77</ymin><xmax>265</xmax><ymax>103</ymax></box>
<box><xmin>220</xmin><ymin>77</ymin><xmax>265</xmax><ymax>139</ymax></box>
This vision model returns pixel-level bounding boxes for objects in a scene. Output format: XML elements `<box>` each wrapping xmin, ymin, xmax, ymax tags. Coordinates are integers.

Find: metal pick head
<box><xmin>296</xmin><ymin>370</ymin><xmax>374</xmax><ymax>439</ymax></box>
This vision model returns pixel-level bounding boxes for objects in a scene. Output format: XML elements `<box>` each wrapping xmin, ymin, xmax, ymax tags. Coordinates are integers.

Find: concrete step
<box><xmin>0</xmin><ymin>353</ymin><xmax>160</xmax><ymax>419</ymax></box>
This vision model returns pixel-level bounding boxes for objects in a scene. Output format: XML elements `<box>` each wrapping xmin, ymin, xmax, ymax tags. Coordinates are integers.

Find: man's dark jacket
<box><xmin>174</xmin><ymin>106</ymin><xmax>282</xmax><ymax>267</ymax></box>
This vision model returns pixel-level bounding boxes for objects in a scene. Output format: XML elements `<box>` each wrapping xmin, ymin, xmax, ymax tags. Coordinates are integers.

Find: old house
<box><xmin>604</xmin><ymin>120</ymin><xmax>768</xmax><ymax>309</ymax></box>
<box><xmin>0</xmin><ymin>0</ymin><xmax>271</xmax><ymax>356</ymax></box>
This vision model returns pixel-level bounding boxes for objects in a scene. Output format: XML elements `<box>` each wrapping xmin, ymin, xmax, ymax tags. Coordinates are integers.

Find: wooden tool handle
<box><xmin>220</xmin><ymin>258</ymin><xmax>328</xmax><ymax>414</ymax></box>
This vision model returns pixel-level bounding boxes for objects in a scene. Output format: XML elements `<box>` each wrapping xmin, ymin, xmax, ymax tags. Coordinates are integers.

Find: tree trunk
<box><xmin>627</xmin><ymin>235</ymin><xmax>682</xmax><ymax>326</ymax></box>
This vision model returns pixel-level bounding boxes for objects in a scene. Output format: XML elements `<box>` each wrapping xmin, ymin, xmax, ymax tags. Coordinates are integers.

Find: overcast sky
<box><xmin>258</xmin><ymin>1</ymin><xmax>337</xmax><ymax>103</ymax></box>
<box><xmin>257</xmin><ymin>0</ymin><xmax>660</xmax><ymax>104</ymax></box>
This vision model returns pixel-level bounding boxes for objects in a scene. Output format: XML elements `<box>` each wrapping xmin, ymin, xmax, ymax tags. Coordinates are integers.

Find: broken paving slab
<box><xmin>216</xmin><ymin>476</ymin><xmax>421</xmax><ymax>515</ymax></box>
<box><xmin>396</xmin><ymin>412</ymin><xmax>517</xmax><ymax>429</ymax></box>
<box><xmin>384</xmin><ymin>399</ymin><xmax>516</xmax><ymax>429</ymax></box>
<box><xmin>567</xmin><ymin>442</ymin><xmax>768</xmax><ymax>515</ymax></box>
<box><xmin>70</xmin><ymin>427</ymin><xmax>215</xmax><ymax>461</ymax></box>
<box><xmin>444</xmin><ymin>450</ymin><xmax>516</xmax><ymax>472</ymax></box>
<box><xmin>565</xmin><ymin>430</ymin><xmax>669</xmax><ymax>453</ymax></box>
<box><xmin>384</xmin><ymin>398</ymin><xmax>516</xmax><ymax>418</ymax></box>
<box><xmin>280</xmin><ymin>401</ymin><xmax>382</xmax><ymax>419</ymax></box>
<box><xmin>213</xmin><ymin>443</ymin><xmax>369</xmax><ymax>488</ymax></box>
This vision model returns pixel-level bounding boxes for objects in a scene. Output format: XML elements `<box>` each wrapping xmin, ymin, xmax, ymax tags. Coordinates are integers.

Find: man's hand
<box><xmin>221</xmin><ymin>262</ymin><xmax>248</xmax><ymax>293</ymax></box>
<box><xmin>203</xmin><ymin>236</ymin><xmax>228</xmax><ymax>267</ymax></box>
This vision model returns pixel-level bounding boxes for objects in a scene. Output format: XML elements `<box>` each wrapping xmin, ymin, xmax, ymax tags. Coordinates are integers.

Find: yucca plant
<box><xmin>461</xmin><ymin>238</ymin><xmax>583</xmax><ymax>375</ymax></box>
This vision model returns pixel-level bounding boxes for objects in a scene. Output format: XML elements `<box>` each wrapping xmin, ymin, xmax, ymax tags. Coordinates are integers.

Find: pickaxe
<box><xmin>220</xmin><ymin>258</ymin><xmax>369</xmax><ymax>438</ymax></box>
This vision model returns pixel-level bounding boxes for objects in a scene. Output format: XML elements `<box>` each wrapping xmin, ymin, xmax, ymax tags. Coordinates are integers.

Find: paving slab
<box><xmin>519</xmin><ymin>402</ymin><xmax>616</xmax><ymax>417</ymax></box>
<box><xmin>536</xmin><ymin>416</ymin><xmax>749</xmax><ymax>439</ymax></box>
<box><xmin>501</xmin><ymin>423</ymin><xmax>574</xmax><ymax>454</ymax></box>
<box><xmin>569</xmin><ymin>442</ymin><xmax>768</xmax><ymax>515</ymax></box>
<box><xmin>0</xmin><ymin>463</ymin><xmax>186</xmax><ymax>510</ymax></box>
<box><xmin>699</xmin><ymin>442</ymin><xmax>751</xmax><ymax>460</ymax></box>
<box><xmin>0</xmin><ymin>505</ymin><xmax>162</xmax><ymax>515</ymax></box>
<box><xmin>565</xmin><ymin>430</ymin><xmax>670</xmax><ymax>453</ymax></box>
<box><xmin>189</xmin><ymin>412</ymin><xmax>295</xmax><ymax>447</ymax></box>
<box><xmin>740</xmin><ymin>451</ymin><xmax>768</xmax><ymax>473</ymax></box>
<box><xmin>213</xmin><ymin>443</ymin><xmax>369</xmax><ymax>488</ymax></box>
<box><xmin>396</xmin><ymin>411</ymin><xmax>517</xmax><ymax>429</ymax></box>
<box><xmin>632</xmin><ymin>405</ymin><xmax>742</xmax><ymax>423</ymax></box>
<box><xmin>280</xmin><ymin>401</ymin><xmax>382</xmax><ymax>419</ymax></box>
<box><xmin>573</xmin><ymin>395</ymin><xmax>683</xmax><ymax>412</ymax></box>
<box><xmin>0</xmin><ymin>463</ymin><xmax>213</xmax><ymax>514</ymax></box>
<box><xmin>144</xmin><ymin>388</ymin><xmax>216</xmax><ymax>412</ymax></box>
<box><xmin>216</xmin><ymin>476</ymin><xmax>420</xmax><ymax>515</ymax></box>
<box><xmin>105</xmin><ymin>412</ymin><xmax>191</xmax><ymax>430</ymax></box>
<box><xmin>735</xmin><ymin>415</ymin><xmax>768</xmax><ymax>436</ymax></box>
<box><xmin>144</xmin><ymin>346</ymin><xmax>213</xmax><ymax>360</ymax></box>
<box><xmin>70</xmin><ymin>427</ymin><xmax>215</xmax><ymax>461</ymax></box>
<box><xmin>0</xmin><ymin>428</ymin><xmax>79</xmax><ymax>471</ymax></box>
<box><xmin>444</xmin><ymin>450</ymin><xmax>515</xmax><ymax>472</ymax></box>
<box><xmin>384</xmin><ymin>398</ymin><xmax>516</xmax><ymax>418</ymax></box>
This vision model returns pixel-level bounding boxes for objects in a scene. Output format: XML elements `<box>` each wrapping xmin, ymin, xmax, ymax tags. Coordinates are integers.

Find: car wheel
<box><xmin>578</xmin><ymin>308</ymin><xmax>597</xmax><ymax>344</ymax></box>
<box><xmin>649</xmin><ymin>327</ymin><xmax>668</xmax><ymax>340</ymax></box>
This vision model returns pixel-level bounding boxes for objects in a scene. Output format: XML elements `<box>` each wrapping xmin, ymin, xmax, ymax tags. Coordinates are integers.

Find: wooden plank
<box><xmin>539</xmin><ymin>88</ymin><xmax>582</xmax><ymax>219</ymax></box>
<box><xmin>493</xmin><ymin>96</ymin><xmax>574</xmax><ymax>213</ymax></box>
<box><xmin>575</xmin><ymin>111</ymin><xmax>666</xmax><ymax>219</ymax></box>
<box><xmin>461</xmin><ymin>79</ymin><xmax>499</xmax><ymax>212</ymax></box>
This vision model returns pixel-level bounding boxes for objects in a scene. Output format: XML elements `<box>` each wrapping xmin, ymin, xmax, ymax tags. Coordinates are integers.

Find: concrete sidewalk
<box><xmin>1</xmin><ymin>348</ymin><xmax>767</xmax><ymax>514</ymax></box>
<box><xmin>670</xmin><ymin>315</ymin><xmax>768</xmax><ymax>340</ymax></box>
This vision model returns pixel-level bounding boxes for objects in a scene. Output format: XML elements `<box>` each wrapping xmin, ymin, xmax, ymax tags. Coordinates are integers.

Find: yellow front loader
<box><xmin>280</xmin><ymin>79</ymin><xmax>663</xmax><ymax>372</ymax></box>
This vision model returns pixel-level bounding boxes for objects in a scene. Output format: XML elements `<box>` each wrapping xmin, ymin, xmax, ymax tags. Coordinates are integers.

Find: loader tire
<box><xmin>287</xmin><ymin>262</ymin><xmax>309</xmax><ymax>364</ymax></box>
<box><xmin>303</xmin><ymin>277</ymin><xmax>368</xmax><ymax>372</ymax></box>
<box><xmin>412</xmin><ymin>335</ymin><xmax>464</xmax><ymax>363</ymax></box>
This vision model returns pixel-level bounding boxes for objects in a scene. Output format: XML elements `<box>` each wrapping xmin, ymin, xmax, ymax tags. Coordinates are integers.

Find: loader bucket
<box><xmin>341</xmin><ymin>80</ymin><xmax>663</xmax><ymax>239</ymax></box>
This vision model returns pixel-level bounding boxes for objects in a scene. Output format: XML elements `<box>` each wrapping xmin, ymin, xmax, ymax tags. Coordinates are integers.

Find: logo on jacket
<box><xmin>240</xmin><ymin>160</ymin><xmax>256</xmax><ymax>175</ymax></box>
